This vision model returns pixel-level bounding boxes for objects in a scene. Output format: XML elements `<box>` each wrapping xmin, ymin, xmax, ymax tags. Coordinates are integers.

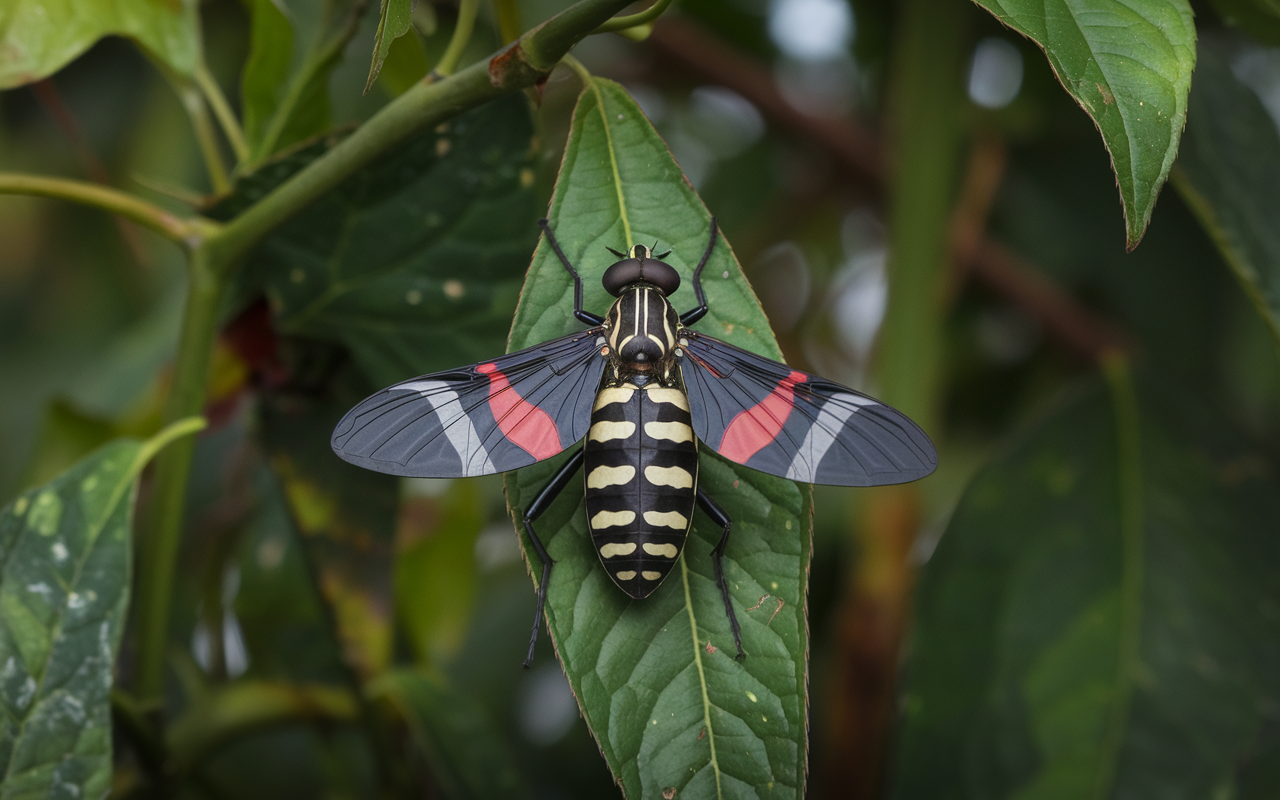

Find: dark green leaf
<box><xmin>892</xmin><ymin>367</ymin><xmax>1280</xmax><ymax>798</ymax></box>
<box><xmin>0</xmin><ymin>0</ymin><xmax>200</xmax><ymax>88</ymax></box>
<box><xmin>371</xmin><ymin>668</ymin><xmax>532</xmax><ymax>800</ymax></box>
<box><xmin>974</xmin><ymin>0</ymin><xmax>1196</xmax><ymax>249</ymax></box>
<box><xmin>250</xmin><ymin>93</ymin><xmax>537</xmax><ymax>388</ymax></box>
<box><xmin>364</xmin><ymin>0</ymin><xmax>414</xmax><ymax>94</ymax></box>
<box><xmin>1174</xmin><ymin>42</ymin><xmax>1280</xmax><ymax>354</ymax></box>
<box><xmin>376</xmin><ymin>27</ymin><xmax>430</xmax><ymax>97</ymax></box>
<box><xmin>505</xmin><ymin>79</ymin><xmax>811</xmax><ymax>799</ymax></box>
<box><xmin>0</xmin><ymin>421</ymin><xmax>201</xmax><ymax>799</ymax></box>
<box><xmin>261</xmin><ymin>366</ymin><xmax>398</xmax><ymax>679</ymax></box>
<box><xmin>241</xmin><ymin>0</ymin><xmax>296</xmax><ymax>157</ymax></box>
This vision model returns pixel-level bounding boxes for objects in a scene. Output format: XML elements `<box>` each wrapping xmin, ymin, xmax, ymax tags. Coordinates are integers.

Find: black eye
<box><xmin>602</xmin><ymin>258</ymin><xmax>681</xmax><ymax>296</ymax></box>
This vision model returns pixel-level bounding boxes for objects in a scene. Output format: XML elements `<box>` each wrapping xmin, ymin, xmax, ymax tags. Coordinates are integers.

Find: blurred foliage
<box><xmin>2</xmin><ymin>0</ymin><xmax>1280</xmax><ymax>798</ymax></box>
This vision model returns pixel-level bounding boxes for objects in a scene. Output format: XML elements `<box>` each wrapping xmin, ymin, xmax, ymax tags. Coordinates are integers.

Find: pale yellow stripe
<box><xmin>599</xmin><ymin>542</ymin><xmax>638</xmax><ymax>558</ymax></box>
<box><xmin>587</xmin><ymin>465</ymin><xmax>635</xmax><ymax>488</ymax></box>
<box><xmin>615</xmin><ymin>570</ymin><xmax>637</xmax><ymax>581</ymax></box>
<box><xmin>643</xmin><ymin>510</ymin><xmax>688</xmax><ymax>529</ymax></box>
<box><xmin>645</xmin><ymin>465</ymin><xmax>693</xmax><ymax>489</ymax></box>
<box><xmin>591</xmin><ymin>509</ymin><xmax>636</xmax><ymax>529</ymax></box>
<box><xmin>643</xmin><ymin>542</ymin><xmax>680</xmax><ymax>559</ymax></box>
<box><xmin>594</xmin><ymin>386</ymin><xmax>635</xmax><ymax>408</ymax></box>
<box><xmin>641</xmin><ymin>571</ymin><xmax>663</xmax><ymax>581</ymax></box>
<box><xmin>590</xmin><ymin>420</ymin><xmax>636</xmax><ymax>442</ymax></box>
<box><xmin>644</xmin><ymin>421</ymin><xmax>693</xmax><ymax>443</ymax></box>
<box><xmin>645</xmin><ymin>387</ymin><xmax>689</xmax><ymax>410</ymax></box>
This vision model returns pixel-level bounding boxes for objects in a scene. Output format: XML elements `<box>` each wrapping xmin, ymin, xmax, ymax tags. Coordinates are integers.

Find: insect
<box><xmin>331</xmin><ymin>218</ymin><xmax>937</xmax><ymax>665</ymax></box>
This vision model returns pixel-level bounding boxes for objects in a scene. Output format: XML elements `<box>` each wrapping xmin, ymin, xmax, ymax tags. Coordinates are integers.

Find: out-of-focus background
<box><xmin>3</xmin><ymin>0</ymin><xmax>1280</xmax><ymax>797</ymax></box>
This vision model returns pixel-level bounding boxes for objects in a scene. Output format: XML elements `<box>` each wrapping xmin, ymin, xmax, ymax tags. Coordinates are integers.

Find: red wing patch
<box><xmin>477</xmin><ymin>363</ymin><xmax>562</xmax><ymax>460</ymax></box>
<box><xmin>717</xmin><ymin>370</ymin><xmax>806</xmax><ymax>463</ymax></box>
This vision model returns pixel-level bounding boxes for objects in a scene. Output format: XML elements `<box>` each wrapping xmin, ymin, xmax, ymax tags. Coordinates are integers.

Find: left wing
<box><xmin>679</xmin><ymin>331</ymin><xmax>937</xmax><ymax>486</ymax></box>
<box><xmin>332</xmin><ymin>328</ymin><xmax>607</xmax><ymax>477</ymax></box>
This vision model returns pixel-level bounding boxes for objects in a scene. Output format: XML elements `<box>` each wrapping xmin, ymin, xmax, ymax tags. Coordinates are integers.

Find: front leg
<box><xmin>679</xmin><ymin>217</ymin><xmax>719</xmax><ymax>327</ymax></box>
<box><xmin>538</xmin><ymin>219</ymin><xmax>606</xmax><ymax>327</ymax></box>
<box><xmin>521</xmin><ymin>447</ymin><xmax>585</xmax><ymax>667</ymax></box>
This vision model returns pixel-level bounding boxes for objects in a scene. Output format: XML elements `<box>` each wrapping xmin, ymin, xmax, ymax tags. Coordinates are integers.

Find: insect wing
<box><xmin>332</xmin><ymin>328</ymin><xmax>607</xmax><ymax>477</ymax></box>
<box><xmin>680</xmin><ymin>332</ymin><xmax>937</xmax><ymax>486</ymax></box>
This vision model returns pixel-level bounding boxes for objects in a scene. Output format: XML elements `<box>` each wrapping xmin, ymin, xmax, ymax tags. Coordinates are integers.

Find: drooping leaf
<box><xmin>376</xmin><ymin>26</ymin><xmax>431</xmax><ymax>97</ymax></box>
<box><xmin>241</xmin><ymin>0</ymin><xmax>296</xmax><ymax>157</ymax></box>
<box><xmin>247</xmin><ymin>93</ymin><xmax>537</xmax><ymax>388</ymax></box>
<box><xmin>505</xmin><ymin>78</ymin><xmax>812</xmax><ymax>799</ymax></box>
<box><xmin>892</xmin><ymin>365</ymin><xmax>1280</xmax><ymax>799</ymax></box>
<box><xmin>364</xmin><ymin>0</ymin><xmax>415</xmax><ymax>94</ymax></box>
<box><xmin>0</xmin><ymin>420</ymin><xmax>202</xmax><ymax>799</ymax></box>
<box><xmin>260</xmin><ymin>365</ymin><xmax>398</xmax><ymax>680</ymax></box>
<box><xmin>0</xmin><ymin>0</ymin><xmax>200</xmax><ymax>88</ymax></box>
<box><xmin>371</xmin><ymin>668</ymin><xmax>532</xmax><ymax>799</ymax></box>
<box><xmin>973</xmin><ymin>0</ymin><xmax>1197</xmax><ymax>249</ymax></box>
<box><xmin>1174</xmin><ymin>42</ymin><xmax>1280</xmax><ymax>354</ymax></box>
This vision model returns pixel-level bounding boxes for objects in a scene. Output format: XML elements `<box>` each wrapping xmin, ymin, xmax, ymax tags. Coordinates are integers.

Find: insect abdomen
<box><xmin>584</xmin><ymin>381</ymin><xmax>698</xmax><ymax>598</ymax></box>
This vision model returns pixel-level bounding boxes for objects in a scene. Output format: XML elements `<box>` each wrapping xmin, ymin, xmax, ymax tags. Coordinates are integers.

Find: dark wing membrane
<box><xmin>680</xmin><ymin>331</ymin><xmax>937</xmax><ymax>486</ymax></box>
<box><xmin>332</xmin><ymin>328</ymin><xmax>607</xmax><ymax>477</ymax></box>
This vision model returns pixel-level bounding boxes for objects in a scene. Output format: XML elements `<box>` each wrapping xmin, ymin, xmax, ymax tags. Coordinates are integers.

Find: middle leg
<box><xmin>696</xmin><ymin>487</ymin><xmax>744</xmax><ymax>659</ymax></box>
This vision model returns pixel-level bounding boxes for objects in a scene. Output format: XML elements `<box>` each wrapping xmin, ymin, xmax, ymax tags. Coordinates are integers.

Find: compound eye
<box><xmin>602</xmin><ymin>260</ymin><xmax>643</xmax><ymax>296</ymax></box>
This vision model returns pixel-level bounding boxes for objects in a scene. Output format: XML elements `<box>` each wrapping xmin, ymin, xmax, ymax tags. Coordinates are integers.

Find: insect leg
<box><xmin>679</xmin><ymin>216</ymin><xmax>719</xmax><ymax>327</ymax></box>
<box><xmin>696</xmin><ymin>486</ymin><xmax>744</xmax><ymax>660</ymax></box>
<box><xmin>538</xmin><ymin>219</ymin><xmax>606</xmax><ymax>326</ymax></box>
<box><xmin>521</xmin><ymin>446</ymin><xmax>586</xmax><ymax>667</ymax></box>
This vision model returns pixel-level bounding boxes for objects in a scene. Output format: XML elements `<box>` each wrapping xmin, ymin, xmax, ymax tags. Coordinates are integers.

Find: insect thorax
<box><xmin>604</xmin><ymin>283</ymin><xmax>682</xmax><ymax>377</ymax></box>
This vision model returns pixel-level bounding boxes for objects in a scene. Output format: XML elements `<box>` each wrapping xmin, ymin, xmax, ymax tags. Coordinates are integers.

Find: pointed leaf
<box><xmin>974</xmin><ymin>0</ymin><xmax>1196</xmax><ymax>248</ymax></box>
<box><xmin>241</xmin><ymin>0</ymin><xmax>296</xmax><ymax>156</ymax></box>
<box><xmin>364</xmin><ymin>0</ymin><xmax>415</xmax><ymax>94</ymax></box>
<box><xmin>0</xmin><ymin>421</ymin><xmax>201</xmax><ymax>799</ymax></box>
<box><xmin>0</xmin><ymin>0</ymin><xmax>200</xmax><ymax>88</ymax></box>
<box><xmin>1174</xmin><ymin>42</ymin><xmax>1280</xmax><ymax>353</ymax></box>
<box><xmin>892</xmin><ymin>367</ymin><xmax>1280</xmax><ymax>798</ymax></box>
<box><xmin>505</xmin><ymin>79</ymin><xmax>811</xmax><ymax>800</ymax></box>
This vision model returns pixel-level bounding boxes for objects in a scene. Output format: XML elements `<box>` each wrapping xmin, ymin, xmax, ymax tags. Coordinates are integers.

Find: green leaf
<box><xmin>249</xmin><ymin>93</ymin><xmax>537</xmax><ymax>388</ymax></box>
<box><xmin>376</xmin><ymin>26</ymin><xmax>431</xmax><ymax>97</ymax></box>
<box><xmin>0</xmin><ymin>0</ymin><xmax>201</xmax><ymax>89</ymax></box>
<box><xmin>371</xmin><ymin>669</ymin><xmax>532</xmax><ymax>800</ymax></box>
<box><xmin>0</xmin><ymin>420</ymin><xmax>202</xmax><ymax>799</ymax></box>
<box><xmin>1174</xmin><ymin>42</ymin><xmax>1280</xmax><ymax>355</ymax></box>
<box><xmin>505</xmin><ymin>79</ymin><xmax>811</xmax><ymax>800</ymax></box>
<box><xmin>892</xmin><ymin>365</ymin><xmax>1280</xmax><ymax>798</ymax></box>
<box><xmin>261</xmin><ymin>366</ymin><xmax>398</xmax><ymax>680</ymax></box>
<box><xmin>364</xmin><ymin>0</ymin><xmax>415</xmax><ymax>94</ymax></box>
<box><xmin>973</xmin><ymin>0</ymin><xmax>1196</xmax><ymax>249</ymax></box>
<box><xmin>241</xmin><ymin>0</ymin><xmax>296</xmax><ymax>156</ymax></box>
<box><xmin>396</xmin><ymin>481</ymin><xmax>485</xmax><ymax>666</ymax></box>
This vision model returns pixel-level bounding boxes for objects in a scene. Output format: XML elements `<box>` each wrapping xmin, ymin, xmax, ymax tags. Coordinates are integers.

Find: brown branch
<box><xmin>645</xmin><ymin>17</ymin><xmax>1131</xmax><ymax>362</ymax></box>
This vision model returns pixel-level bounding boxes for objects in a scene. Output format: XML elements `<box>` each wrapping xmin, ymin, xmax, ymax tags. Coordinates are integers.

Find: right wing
<box><xmin>332</xmin><ymin>328</ymin><xmax>607</xmax><ymax>477</ymax></box>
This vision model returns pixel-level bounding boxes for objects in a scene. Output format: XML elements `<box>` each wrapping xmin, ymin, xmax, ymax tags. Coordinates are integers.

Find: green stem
<box><xmin>211</xmin><ymin>0</ymin><xmax>635</xmax><ymax>267</ymax></box>
<box><xmin>434</xmin><ymin>0</ymin><xmax>481</xmax><ymax>77</ymax></box>
<box><xmin>561</xmin><ymin>53</ymin><xmax>593</xmax><ymax>85</ymax></box>
<box><xmin>593</xmin><ymin>0</ymin><xmax>675</xmax><ymax>34</ymax></box>
<box><xmin>176</xmin><ymin>81</ymin><xmax>231</xmax><ymax>193</ymax></box>
<box><xmin>875</xmin><ymin>0</ymin><xmax>970</xmax><ymax>435</ymax></box>
<box><xmin>134</xmin><ymin>251</ymin><xmax>225</xmax><ymax>704</ymax></box>
<box><xmin>195</xmin><ymin>64</ymin><xmax>249</xmax><ymax>164</ymax></box>
<box><xmin>494</xmin><ymin>0</ymin><xmax>523</xmax><ymax>44</ymax></box>
<box><xmin>0</xmin><ymin>173</ymin><xmax>210</xmax><ymax>244</ymax></box>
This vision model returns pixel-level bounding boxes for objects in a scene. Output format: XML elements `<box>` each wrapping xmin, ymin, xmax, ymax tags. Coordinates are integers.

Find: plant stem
<box><xmin>434</xmin><ymin>0</ymin><xmax>480</xmax><ymax>77</ymax></box>
<box><xmin>210</xmin><ymin>0</ymin><xmax>635</xmax><ymax>267</ymax></box>
<box><xmin>134</xmin><ymin>250</ymin><xmax>225</xmax><ymax>704</ymax></box>
<box><xmin>593</xmin><ymin>0</ymin><xmax>676</xmax><ymax>34</ymax></box>
<box><xmin>494</xmin><ymin>0</ymin><xmax>523</xmax><ymax>44</ymax></box>
<box><xmin>0</xmin><ymin>172</ymin><xmax>208</xmax><ymax>243</ymax></box>
<box><xmin>176</xmin><ymin>81</ymin><xmax>231</xmax><ymax>193</ymax></box>
<box><xmin>195</xmin><ymin>64</ymin><xmax>249</xmax><ymax>164</ymax></box>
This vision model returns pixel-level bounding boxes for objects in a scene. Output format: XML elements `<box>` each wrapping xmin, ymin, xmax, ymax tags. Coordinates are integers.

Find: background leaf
<box><xmin>1174</xmin><ymin>41</ymin><xmax>1280</xmax><ymax>353</ymax></box>
<box><xmin>364</xmin><ymin>0</ymin><xmax>415</xmax><ymax>94</ymax></box>
<box><xmin>891</xmin><ymin>368</ymin><xmax>1280</xmax><ymax>798</ymax></box>
<box><xmin>0</xmin><ymin>0</ymin><xmax>201</xmax><ymax>88</ymax></box>
<box><xmin>241</xmin><ymin>0</ymin><xmax>296</xmax><ymax>158</ymax></box>
<box><xmin>372</xmin><ymin>668</ymin><xmax>532</xmax><ymax>800</ymax></box>
<box><xmin>973</xmin><ymin>0</ymin><xmax>1196</xmax><ymax>248</ymax></box>
<box><xmin>505</xmin><ymin>78</ymin><xmax>812</xmax><ymax>800</ymax></box>
<box><xmin>0</xmin><ymin>423</ymin><xmax>198</xmax><ymax>799</ymax></box>
<box><xmin>245</xmin><ymin>92</ymin><xmax>537</xmax><ymax>387</ymax></box>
